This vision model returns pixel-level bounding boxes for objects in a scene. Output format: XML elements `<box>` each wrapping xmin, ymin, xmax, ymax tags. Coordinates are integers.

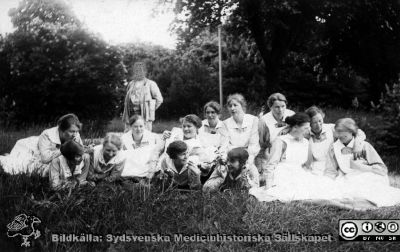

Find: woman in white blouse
<box><xmin>121</xmin><ymin>115</ymin><xmax>159</xmax><ymax>150</ymax></box>
<box><xmin>250</xmin><ymin>113</ymin><xmax>338</xmax><ymax>202</ymax></box>
<box><xmin>305</xmin><ymin>106</ymin><xmax>365</xmax><ymax>176</ymax></box>
<box><xmin>120</xmin><ymin>115</ymin><xmax>160</xmax><ymax>179</ymax></box>
<box><xmin>0</xmin><ymin>113</ymin><xmax>84</xmax><ymax>176</ymax></box>
<box><xmin>223</xmin><ymin>93</ymin><xmax>260</xmax><ymax>164</ymax></box>
<box><xmin>198</xmin><ymin>101</ymin><xmax>228</xmax><ymax>155</ymax></box>
<box><xmin>324</xmin><ymin>118</ymin><xmax>400</xmax><ymax>208</ymax></box>
<box><xmin>256</xmin><ymin>93</ymin><xmax>295</xmax><ymax>175</ymax></box>
<box><xmin>88</xmin><ymin>133</ymin><xmax>126</xmax><ymax>184</ymax></box>
<box><xmin>259</xmin><ymin>93</ymin><xmax>295</xmax><ymax>146</ymax></box>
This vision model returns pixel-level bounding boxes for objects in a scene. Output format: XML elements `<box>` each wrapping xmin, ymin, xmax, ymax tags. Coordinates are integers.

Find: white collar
<box><xmin>263</xmin><ymin>112</ymin><xmax>278</xmax><ymax>124</ymax></box>
<box><xmin>47</xmin><ymin>127</ymin><xmax>62</xmax><ymax>145</ymax></box>
<box><xmin>225</xmin><ymin>114</ymin><xmax>254</xmax><ymax>129</ymax></box>
<box><xmin>202</xmin><ymin>119</ymin><xmax>223</xmax><ymax>129</ymax></box>
<box><xmin>281</xmin><ymin>133</ymin><xmax>307</xmax><ymax>144</ymax></box>
<box><xmin>336</xmin><ymin>138</ymin><xmax>355</xmax><ymax>149</ymax></box>
<box><xmin>94</xmin><ymin>145</ymin><xmax>121</xmax><ymax>165</ymax></box>
<box><xmin>310</xmin><ymin>123</ymin><xmax>330</xmax><ymax>137</ymax></box>
<box><xmin>124</xmin><ymin>129</ymin><xmax>152</xmax><ymax>145</ymax></box>
<box><xmin>165</xmin><ymin>156</ymin><xmax>188</xmax><ymax>174</ymax></box>
<box><xmin>262</xmin><ymin>110</ymin><xmax>294</xmax><ymax>124</ymax></box>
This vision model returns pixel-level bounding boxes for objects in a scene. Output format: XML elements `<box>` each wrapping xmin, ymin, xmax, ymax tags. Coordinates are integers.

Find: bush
<box><xmin>370</xmin><ymin>81</ymin><xmax>400</xmax><ymax>153</ymax></box>
<box><xmin>0</xmin><ymin>0</ymin><xmax>125</xmax><ymax>127</ymax></box>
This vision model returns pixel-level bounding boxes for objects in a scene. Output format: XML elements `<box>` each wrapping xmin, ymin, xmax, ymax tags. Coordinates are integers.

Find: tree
<box><xmin>171</xmin><ymin>0</ymin><xmax>400</xmax><ymax>99</ymax></box>
<box><xmin>1</xmin><ymin>0</ymin><xmax>125</xmax><ymax>126</ymax></box>
<box><xmin>317</xmin><ymin>0</ymin><xmax>400</xmax><ymax>99</ymax></box>
<box><xmin>370</xmin><ymin>80</ymin><xmax>400</xmax><ymax>153</ymax></box>
<box><xmin>172</xmin><ymin>0</ymin><xmax>321</xmax><ymax>92</ymax></box>
<box><xmin>9</xmin><ymin>0</ymin><xmax>81</xmax><ymax>30</ymax></box>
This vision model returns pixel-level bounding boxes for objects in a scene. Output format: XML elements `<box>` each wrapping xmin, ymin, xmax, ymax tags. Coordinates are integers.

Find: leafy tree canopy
<box><xmin>171</xmin><ymin>0</ymin><xmax>400</xmax><ymax>96</ymax></box>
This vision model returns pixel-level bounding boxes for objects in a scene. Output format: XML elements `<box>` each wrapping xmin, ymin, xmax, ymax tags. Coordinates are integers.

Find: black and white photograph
<box><xmin>1</xmin><ymin>0</ymin><xmax>400</xmax><ymax>251</ymax></box>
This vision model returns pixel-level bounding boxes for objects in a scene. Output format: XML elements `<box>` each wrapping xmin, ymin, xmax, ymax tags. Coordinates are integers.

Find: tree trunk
<box><xmin>239</xmin><ymin>0</ymin><xmax>280</xmax><ymax>92</ymax></box>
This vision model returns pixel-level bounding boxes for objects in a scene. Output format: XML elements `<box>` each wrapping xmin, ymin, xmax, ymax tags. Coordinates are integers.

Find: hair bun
<box><xmin>284</xmin><ymin>115</ymin><xmax>294</xmax><ymax>125</ymax></box>
<box><xmin>285</xmin><ymin>113</ymin><xmax>310</xmax><ymax>127</ymax></box>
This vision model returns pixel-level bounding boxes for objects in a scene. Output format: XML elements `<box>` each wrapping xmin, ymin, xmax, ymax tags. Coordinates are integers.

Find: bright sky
<box><xmin>0</xmin><ymin>0</ymin><xmax>177</xmax><ymax>49</ymax></box>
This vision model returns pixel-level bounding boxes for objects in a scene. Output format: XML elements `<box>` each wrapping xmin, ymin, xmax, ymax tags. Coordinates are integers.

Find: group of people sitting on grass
<box><xmin>1</xmin><ymin>92</ymin><xmax>400</xmax><ymax>210</ymax></box>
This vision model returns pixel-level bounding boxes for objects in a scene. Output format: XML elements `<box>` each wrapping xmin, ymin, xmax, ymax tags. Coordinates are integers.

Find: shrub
<box><xmin>0</xmin><ymin>0</ymin><xmax>125</xmax><ymax>127</ymax></box>
<box><xmin>370</xmin><ymin>81</ymin><xmax>400</xmax><ymax>153</ymax></box>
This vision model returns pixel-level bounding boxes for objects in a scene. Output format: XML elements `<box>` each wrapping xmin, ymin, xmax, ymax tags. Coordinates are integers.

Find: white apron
<box><xmin>310</xmin><ymin>124</ymin><xmax>334</xmax><ymax>176</ymax></box>
<box><xmin>250</xmin><ymin>135</ymin><xmax>339</xmax><ymax>202</ymax></box>
<box><xmin>333</xmin><ymin>140</ymin><xmax>400</xmax><ymax>207</ymax></box>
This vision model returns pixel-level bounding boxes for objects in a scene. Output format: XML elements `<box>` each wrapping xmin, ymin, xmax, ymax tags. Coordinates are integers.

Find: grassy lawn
<box><xmin>1</xmin><ymin>109</ymin><xmax>400</xmax><ymax>251</ymax></box>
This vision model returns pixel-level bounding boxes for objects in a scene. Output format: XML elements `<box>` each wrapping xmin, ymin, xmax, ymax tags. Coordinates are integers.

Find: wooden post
<box><xmin>218</xmin><ymin>25</ymin><xmax>223</xmax><ymax>106</ymax></box>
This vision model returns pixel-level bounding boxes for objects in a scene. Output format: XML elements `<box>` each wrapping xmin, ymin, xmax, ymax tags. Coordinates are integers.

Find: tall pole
<box><xmin>218</xmin><ymin>25</ymin><xmax>223</xmax><ymax>107</ymax></box>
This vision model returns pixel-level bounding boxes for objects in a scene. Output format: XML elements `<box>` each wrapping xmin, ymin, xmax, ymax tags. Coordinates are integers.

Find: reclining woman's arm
<box><xmin>38</xmin><ymin>133</ymin><xmax>62</xmax><ymax>164</ymax></box>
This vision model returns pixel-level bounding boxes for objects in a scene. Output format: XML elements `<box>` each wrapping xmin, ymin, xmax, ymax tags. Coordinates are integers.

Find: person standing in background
<box><xmin>122</xmin><ymin>62</ymin><xmax>163</xmax><ymax>132</ymax></box>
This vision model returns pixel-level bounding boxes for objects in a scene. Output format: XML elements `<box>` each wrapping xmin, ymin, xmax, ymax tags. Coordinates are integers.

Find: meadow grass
<box><xmin>1</xmin><ymin>172</ymin><xmax>399</xmax><ymax>251</ymax></box>
<box><xmin>1</xmin><ymin>109</ymin><xmax>400</xmax><ymax>251</ymax></box>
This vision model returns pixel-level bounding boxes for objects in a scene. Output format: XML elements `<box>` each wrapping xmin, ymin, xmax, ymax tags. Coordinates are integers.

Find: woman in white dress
<box><xmin>250</xmin><ymin>113</ymin><xmax>338</xmax><ymax>202</ymax></box>
<box><xmin>198</xmin><ymin>101</ymin><xmax>228</xmax><ymax>152</ymax></box>
<box><xmin>305</xmin><ymin>106</ymin><xmax>365</xmax><ymax>176</ymax></box>
<box><xmin>0</xmin><ymin>113</ymin><xmax>84</xmax><ymax>176</ymax></box>
<box><xmin>256</xmin><ymin>93</ymin><xmax>295</xmax><ymax>175</ymax></box>
<box><xmin>324</xmin><ymin>118</ymin><xmax>400</xmax><ymax>208</ymax></box>
<box><xmin>223</xmin><ymin>94</ymin><xmax>260</xmax><ymax>164</ymax></box>
<box><xmin>120</xmin><ymin>115</ymin><xmax>160</xmax><ymax>179</ymax></box>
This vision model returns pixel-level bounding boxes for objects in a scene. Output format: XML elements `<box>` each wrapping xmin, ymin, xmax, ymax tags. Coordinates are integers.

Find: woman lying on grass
<box><xmin>121</xmin><ymin>115</ymin><xmax>159</xmax><ymax>150</ymax></box>
<box><xmin>152</xmin><ymin>140</ymin><xmax>202</xmax><ymax>190</ymax></box>
<box><xmin>49</xmin><ymin>140</ymin><xmax>91</xmax><ymax>190</ymax></box>
<box><xmin>120</xmin><ymin>115</ymin><xmax>160</xmax><ymax>181</ymax></box>
<box><xmin>203</xmin><ymin>147</ymin><xmax>259</xmax><ymax>194</ymax></box>
<box><xmin>87</xmin><ymin>133</ymin><xmax>126</xmax><ymax>184</ymax></box>
<box><xmin>0</xmin><ymin>113</ymin><xmax>85</xmax><ymax>176</ymax></box>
